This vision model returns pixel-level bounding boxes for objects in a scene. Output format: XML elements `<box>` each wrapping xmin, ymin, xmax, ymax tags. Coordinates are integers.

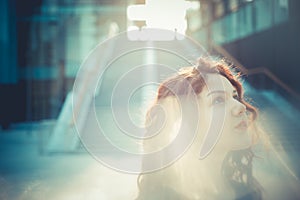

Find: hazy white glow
<box><xmin>127</xmin><ymin>5</ymin><xmax>147</xmax><ymax>21</ymax></box>
<box><xmin>127</xmin><ymin>25</ymin><xmax>139</xmax><ymax>31</ymax></box>
<box><xmin>127</xmin><ymin>26</ymin><xmax>140</xmax><ymax>41</ymax></box>
<box><xmin>145</xmin><ymin>0</ymin><xmax>186</xmax><ymax>29</ymax></box>
<box><xmin>127</xmin><ymin>0</ymin><xmax>189</xmax><ymax>36</ymax></box>
<box><xmin>185</xmin><ymin>1</ymin><xmax>200</xmax><ymax>10</ymax></box>
<box><xmin>127</xmin><ymin>27</ymin><xmax>176</xmax><ymax>41</ymax></box>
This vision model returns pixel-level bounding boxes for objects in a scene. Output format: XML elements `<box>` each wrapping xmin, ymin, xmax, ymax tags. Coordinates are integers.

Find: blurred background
<box><xmin>0</xmin><ymin>0</ymin><xmax>300</xmax><ymax>199</ymax></box>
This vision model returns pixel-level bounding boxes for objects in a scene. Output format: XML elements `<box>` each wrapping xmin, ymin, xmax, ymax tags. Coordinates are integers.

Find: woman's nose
<box><xmin>231</xmin><ymin>101</ymin><xmax>246</xmax><ymax>117</ymax></box>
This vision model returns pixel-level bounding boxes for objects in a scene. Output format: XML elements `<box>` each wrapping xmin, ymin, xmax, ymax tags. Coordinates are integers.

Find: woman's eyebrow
<box><xmin>206</xmin><ymin>90</ymin><xmax>226</xmax><ymax>97</ymax></box>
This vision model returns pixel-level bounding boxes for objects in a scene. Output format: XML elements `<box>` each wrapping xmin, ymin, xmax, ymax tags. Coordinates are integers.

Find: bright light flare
<box><xmin>127</xmin><ymin>5</ymin><xmax>147</xmax><ymax>21</ymax></box>
<box><xmin>127</xmin><ymin>0</ymin><xmax>190</xmax><ymax>38</ymax></box>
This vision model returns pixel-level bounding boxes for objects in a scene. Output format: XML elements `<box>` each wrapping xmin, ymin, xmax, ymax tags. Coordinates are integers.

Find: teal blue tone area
<box><xmin>19</xmin><ymin>67</ymin><xmax>57</xmax><ymax>81</ymax></box>
<box><xmin>0</xmin><ymin>0</ymin><xmax>17</xmax><ymax>84</ymax></box>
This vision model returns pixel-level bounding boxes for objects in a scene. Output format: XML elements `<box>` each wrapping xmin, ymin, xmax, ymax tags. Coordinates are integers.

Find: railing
<box><xmin>212</xmin><ymin>43</ymin><xmax>300</xmax><ymax>101</ymax></box>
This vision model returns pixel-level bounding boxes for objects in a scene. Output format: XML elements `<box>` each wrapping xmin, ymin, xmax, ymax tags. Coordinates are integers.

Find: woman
<box><xmin>135</xmin><ymin>57</ymin><xmax>264</xmax><ymax>200</ymax></box>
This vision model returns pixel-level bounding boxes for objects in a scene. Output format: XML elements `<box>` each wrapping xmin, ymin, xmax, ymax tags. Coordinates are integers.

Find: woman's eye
<box><xmin>212</xmin><ymin>96</ymin><xmax>225</xmax><ymax>105</ymax></box>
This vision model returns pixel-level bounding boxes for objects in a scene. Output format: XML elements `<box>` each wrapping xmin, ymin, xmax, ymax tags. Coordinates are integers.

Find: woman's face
<box><xmin>197</xmin><ymin>74</ymin><xmax>251</xmax><ymax>155</ymax></box>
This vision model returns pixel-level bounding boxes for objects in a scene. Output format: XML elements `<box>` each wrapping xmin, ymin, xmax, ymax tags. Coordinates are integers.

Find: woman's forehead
<box><xmin>202</xmin><ymin>74</ymin><xmax>235</xmax><ymax>95</ymax></box>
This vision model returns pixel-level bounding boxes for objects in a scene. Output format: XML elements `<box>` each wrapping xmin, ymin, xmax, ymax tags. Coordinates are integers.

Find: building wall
<box><xmin>0</xmin><ymin>0</ymin><xmax>126</xmax><ymax>128</ymax></box>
